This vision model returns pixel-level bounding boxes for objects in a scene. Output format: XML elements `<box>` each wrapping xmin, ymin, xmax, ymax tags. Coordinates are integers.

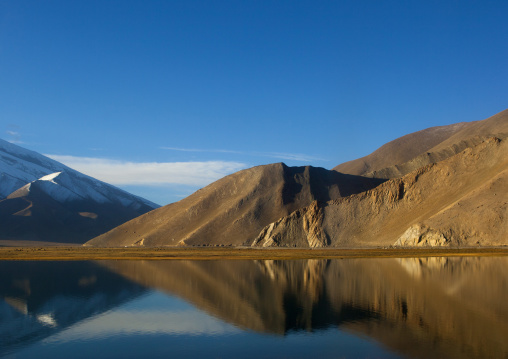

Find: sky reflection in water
<box><xmin>12</xmin><ymin>291</ymin><xmax>393</xmax><ymax>359</ymax></box>
<box><xmin>2</xmin><ymin>257</ymin><xmax>508</xmax><ymax>358</ymax></box>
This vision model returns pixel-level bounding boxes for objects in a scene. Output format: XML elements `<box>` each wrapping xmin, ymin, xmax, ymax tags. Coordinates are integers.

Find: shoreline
<box><xmin>0</xmin><ymin>246</ymin><xmax>508</xmax><ymax>261</ymax></box>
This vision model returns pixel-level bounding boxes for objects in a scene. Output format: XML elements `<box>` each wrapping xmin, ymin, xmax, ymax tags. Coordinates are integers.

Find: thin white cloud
<box><xmin>255</xmin><ymin>152</ymin><xmax>327</xmax><ymax>162</ymax></box>
<box><xmin>160</xmin><ymin>147</ymin><xmax>241</xmax><ymax>154</ymax></box>
<box><xmin>46</xmin><ymin>155</ymin><xmax>247</xmax><ymax>186</ymax></box>
<box><xmin>160</xmin><ymin>147</ymin><xmax>327</xmax><ymax>162</ymax></box>
<box><xmin>5</xmin><ymin>128</ymin><xmax>24</xmax><ymax>144</ymax></box>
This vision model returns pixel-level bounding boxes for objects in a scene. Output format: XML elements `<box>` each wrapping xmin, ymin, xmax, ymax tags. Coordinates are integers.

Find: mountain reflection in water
<box><xmin>102</xmin><ymin>257</ymin><xmax>508</xmax><ymax>359</ymax></box>
<box><xmin>1</xmin><ymin>257</ymin><xmax>507</xmax><ymax>359</ymax></box>
<box><xmin>0</xmin><ymin>261</ymin><xmax>147</xmax><ymax>357</ymax></box>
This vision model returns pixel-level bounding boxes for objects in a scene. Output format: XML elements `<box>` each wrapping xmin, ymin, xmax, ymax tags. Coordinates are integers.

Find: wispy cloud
<box><xmin>5</xmin><ymin>126</ymin><xmax>24</xmax><ymax>144</ymax></box>
<box><xmin>46</xmin><ymin>155</ymin><xmax>247</xmax><ymax>186</ymax></box>
<box><xmin>160</xmin><ymin>147</ymin><xmax>327</xmax><ymax>162</ymax></box>
<box><xmin>254</xmin><ymin>152</ymin><xmax>327</xmax><ymax>162</ymax></box>
<box><xmin>160</xmin><ymin>147</ymin><xmax>241</xmax><ymax>154</ymax></box>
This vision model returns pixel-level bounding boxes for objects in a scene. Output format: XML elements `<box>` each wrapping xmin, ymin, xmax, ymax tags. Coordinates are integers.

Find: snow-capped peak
<box><xmin>0</xmin><ymin>138</ymin><xmax>159</xmax><ymax>209</ymax></box>
<box><xmin>39</xmin><ymin>172</ymin><xmax>62</xmax><ymax>184</ymax></box>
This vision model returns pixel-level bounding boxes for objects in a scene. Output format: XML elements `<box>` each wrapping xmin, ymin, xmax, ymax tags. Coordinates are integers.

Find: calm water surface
<box><xmin>1</xmin><ymin>257</ymin><xmax>507</xmax><ymax>358</ymax></box>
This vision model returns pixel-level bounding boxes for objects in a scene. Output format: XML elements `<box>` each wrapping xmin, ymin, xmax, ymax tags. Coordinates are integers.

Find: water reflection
<box><xmin>1</xmin><ymin>257</ymin><xmax>507</xmax><ymax>358</ymax></box>
<box><xmin>102</xmin><ymin>257</ymin><xmax>508</xmax><ymax>358</ymax></box>
<box><xmin>0</xmin><ymin>261</ymin><xmax>146</xmax><ymax>357</ymax></box>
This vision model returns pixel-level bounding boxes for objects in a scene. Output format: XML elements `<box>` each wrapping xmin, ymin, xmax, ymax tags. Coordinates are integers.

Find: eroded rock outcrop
<box><xmin>394</xmin><ymin>224</ymin><xmax>450</xmax><ymax>247</ymax></box>
<box><xmin>254</xmin><ymin>137</ymin><xmax>508</xmax><ymax>247</ymax></box>
<box><xmin>252</xmin><ymin>201</ymin><xmax>328</xmax><ymax>248</ymax></box>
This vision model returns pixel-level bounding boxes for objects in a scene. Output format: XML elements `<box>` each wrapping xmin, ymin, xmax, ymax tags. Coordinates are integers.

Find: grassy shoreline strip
<box><xmin>0</xmin><ymin>247</ymin><xmax>507</xmax><ymax>261</ymax></box>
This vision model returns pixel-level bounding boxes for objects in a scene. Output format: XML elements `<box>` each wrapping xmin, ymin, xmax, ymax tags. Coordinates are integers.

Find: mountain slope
<box><xmin>0</xmin><ymin>139</ymin><xmax>158</xmax><ymax>244</ymax></box>
<box><xmin>86</xmin><ymin>163</ymin><xmax>383</xmax><ymax>247</ymax></box>
<box><xmin>334</xmin><ymin>108</ymin><xmax>508</xmax><ymax>178</ymax></box>
<box><xmin>254</xmin><ymin>136</ymin><xmax>508</xmax><ymax>247</ymax></box>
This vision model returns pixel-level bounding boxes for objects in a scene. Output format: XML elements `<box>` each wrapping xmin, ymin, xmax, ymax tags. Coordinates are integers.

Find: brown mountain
<box><xmin>86</xmin><ymin>164</ymin><xmax>382</xmax><ymax>247</ymax></box>
<box><xmin>254</xmin><ymin>136</ymin><xmax>508</xmax><ymax>247</ymax></box>
<box><xmin>333</xmin><ymin>109</ymin><xmax>508</xmax><ymax>178</ymax></box>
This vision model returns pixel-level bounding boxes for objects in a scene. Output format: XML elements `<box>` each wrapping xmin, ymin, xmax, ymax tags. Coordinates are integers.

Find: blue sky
<box><xmin>1</xmin><ymin>0</ymin><xmax>507</xmax><ymax>205</ymax></box>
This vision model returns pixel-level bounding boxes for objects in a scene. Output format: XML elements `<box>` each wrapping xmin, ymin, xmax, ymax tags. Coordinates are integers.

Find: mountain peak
<box><xmin>0</xmin><ymin>141</ymin><xmax>159</xmax><ymax>244</ymax></box>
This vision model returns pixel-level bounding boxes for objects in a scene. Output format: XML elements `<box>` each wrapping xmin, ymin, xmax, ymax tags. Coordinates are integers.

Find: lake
<box><xmin>1</xmin><ymin>256</ymin><xmax>507</xmax><ymax>358</ymax></box>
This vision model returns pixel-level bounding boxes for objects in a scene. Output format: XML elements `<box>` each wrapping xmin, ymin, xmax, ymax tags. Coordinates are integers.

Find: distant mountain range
<box><xmin>88</xmin><ymin>108</ymin><xmax>508</xmax><ymax>248</ymax></box>
<box><xmin>2</xmin><ymin>109</ymin><xmax>507</xmax><ymax>247</ymax></box>
<box><xmin>0</xmin><ymin>139</ymin><xmax>158</xmax><ymax>244</ymax></box>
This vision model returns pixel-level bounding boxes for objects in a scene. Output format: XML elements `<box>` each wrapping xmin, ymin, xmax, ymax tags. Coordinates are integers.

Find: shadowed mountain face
<box><xmin>86</xmin><ymin>164</ymin><xmax>383</xmax><ymax>247</ymax></box>
<box><xmin>0</xmin><ymin>140</ymin><xmax>158</xmax><ymax>244</ymax></box>
<box><xmin>255</xmin><ymin>137</ymin><xmax>508</xmax><ymax>247</ymax></box>
<box><xmin>333</xmin><ymin>109</ymin><xmax>508</xmax><ymax>178</ymax></box>
<box><xmin>0</xmin><ymin>261</ymin><xmax>146</xmax><ymax>357</ymax></box>
<box><xmin>102</xmin><ymin>257</ymin><xmax>508</xmax><ymax>359</ymax></box>
<box><xmin>0</xmin><ymin>179</ymin><xmax>157</xmax><ymax>244</ymax></box>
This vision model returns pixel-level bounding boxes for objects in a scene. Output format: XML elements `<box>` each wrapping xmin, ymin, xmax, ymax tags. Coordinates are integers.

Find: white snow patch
<box><xmin>39</xmin><ymin>172</ymin><xmax>62</xmax><ymax>183</ymax></box>
<box><xmin>36</xmin><ymin>313</ymin><xmax>58</xmax><ymax>327</ymax></box>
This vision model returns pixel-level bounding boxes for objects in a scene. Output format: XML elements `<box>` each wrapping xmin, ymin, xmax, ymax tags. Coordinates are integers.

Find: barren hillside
<box><xmin>86</xmin><ymin>164</ymin><xmax>382</xmax><ymax>247</ymax></box>
<box><xmin>334</xmin><ymin>109</ymin><xmax>508</xmax><ymax>178</ymax></box>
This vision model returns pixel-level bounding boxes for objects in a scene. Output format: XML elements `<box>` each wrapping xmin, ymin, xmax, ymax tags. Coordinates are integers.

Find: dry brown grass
<box><xmin>0</xmin><ymin>246</ymin><xmax>507</xmax><ymax>261</ymax></box>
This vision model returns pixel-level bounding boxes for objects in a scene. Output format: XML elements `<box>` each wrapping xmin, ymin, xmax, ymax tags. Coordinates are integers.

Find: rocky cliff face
<box><xmin>394</xmin><ymin>224</ymin><xmax>449</xmax><ymax>246</ymax></box>
<box><xmin>252</xmin><ymin>201</ymin><xmax>328</xmax><ymax>248</ymax></box>
<box><xmin>254</xmin><ymin>137</ymin><xmax>508</xmax><ymax>247</ymax></box>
